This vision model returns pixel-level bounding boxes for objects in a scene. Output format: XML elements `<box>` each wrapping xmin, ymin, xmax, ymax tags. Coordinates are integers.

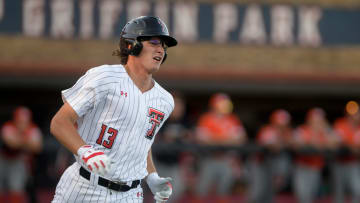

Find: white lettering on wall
<box><xmin>214</xmin><ymin>3</ymin><xmax>238</xmax><ymax>43</ymax></box>
<box><xmin>23</xmin><ymin>0</ymin><xmax>45</xmax><ymax>37</ymax></box>
<box><xmin>0</xmin><ymin>0</ymin><xmax>4</xmax><ymax>21</ymax></box>
<box><xmin>155</xmin><ymin>1</ymin><xmax>169</xmax><ymax>26</ymax></box>
<box><xmin>127</xmin><ymin>0</ymin><xmax>150</xmax><ymax>22</ymax></box>
<box><xmin>240</xmin><ymin>4</ymin><xmax>266</xmax><ymax>44</ymax></box>
<box><xmin>80</xmin><ymin>0</ymin><xmax>95</xmax><ymax>39</ymax></box>
<box><xmin>50</xmin><ymin>0</ymin><xmax>74</xmax><ymax>38</ymax></box>
<box><xmin>298</xmin><ymin>6</ymin><xmax>322</xmax><ymax>47</ymax></box>
<box><xmin>173</xmin><ymin>2</ymin><xmax>198</xmax><ymax>42</ymax></box>
<box><xmin>99</xmin><ymin>0</ymin><xmax>122</xmax><ymax>39</ymax></box>
<box><xmin>271</xmin><ymin>5</ymin><xmax>294</xmax><ymax>46</ymax></box>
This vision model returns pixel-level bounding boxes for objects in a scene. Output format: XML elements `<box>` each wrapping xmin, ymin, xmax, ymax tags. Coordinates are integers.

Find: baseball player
<box><xmin>50</xmin><ymin>16</ymin><xmax>177</xmax><ymax>203</ymax></box>
<box><xmin>0</xmin><ymin>106</ymin><xmax>43</xmax><ymax>203</ymax></box>
<box><xmin>249</xmin><ymin>109</ymin><xmax>292</xmax><ymax>203</ymax></box>
<box><xmin>332</xmin><ymin>102</ymin><xmax>360</xmax><ymax>203</ymax></box>
<box><xmin>195</xmin><ymin>93</ymin><xmax>247</xmax><ymax>197</ymax></box>
<box><xmin>292</xmin><ymin>108</ymin><xmax>336</xmax><ymax>203</ymax></box>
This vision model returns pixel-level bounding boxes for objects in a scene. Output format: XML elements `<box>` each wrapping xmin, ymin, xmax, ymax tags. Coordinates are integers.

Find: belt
<box><xmin>79</xmin><ymin>166</ymin><xmax>141</xmax><ymax>192</ymax></box>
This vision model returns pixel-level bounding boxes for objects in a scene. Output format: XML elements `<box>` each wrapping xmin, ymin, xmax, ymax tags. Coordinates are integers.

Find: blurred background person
<box><xmin>195</xmin><ymin>93</ymin><xmax>247</xmax><ymax>201</ymax></box>
<box><xmin>291</xmin><ymin>107</ymin><xmax>337</xmax><ymax>203</ymax></box>
<box><xmin>332</xmin><ymin>100</ymin><xmax>360</xmax><ymax>203</ymax></box>
<box><xmin>248</xmin><ymin>109</ymin><xmax>293</xmax><ymax>203</ymax></box>
<box><xmin>0</xmin><ymin>106</ymin><xmax>43</xmax><ymax>203</ymax></box>
<box><xmin>153</xmin><ymin>92</ymin><xmax>193</xmax><ymax>202</ymax></box>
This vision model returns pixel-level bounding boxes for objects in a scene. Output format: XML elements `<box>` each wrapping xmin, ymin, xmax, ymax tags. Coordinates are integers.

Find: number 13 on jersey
<box><xmin>96</xmin><ymin>124</ymin><xmax>118</xmax><ymax>149</ymax></box>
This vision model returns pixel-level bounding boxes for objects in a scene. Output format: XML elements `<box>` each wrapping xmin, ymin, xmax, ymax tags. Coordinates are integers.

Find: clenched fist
<box><xmin>77</xmin><ymin>145</ymin><xmax>111</xmax><ymax>176</ymax></box>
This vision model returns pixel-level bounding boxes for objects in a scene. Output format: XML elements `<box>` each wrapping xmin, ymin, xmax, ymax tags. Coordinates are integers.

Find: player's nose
<box><xmin>155</xmin><ymin>46</ymin><xmax>164</xmax><ymax>54</ymax></box>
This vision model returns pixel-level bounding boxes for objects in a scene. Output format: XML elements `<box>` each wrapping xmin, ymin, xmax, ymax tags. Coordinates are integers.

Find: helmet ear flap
<box><xmin>124</xmin><ymin>39</ymin><xmax>143</xmax><ymax>56</ymax></box>
<box><xmin>130</xmin><ymin>40</ymin><xmax>143</xmax><ymax>56</ymax></box>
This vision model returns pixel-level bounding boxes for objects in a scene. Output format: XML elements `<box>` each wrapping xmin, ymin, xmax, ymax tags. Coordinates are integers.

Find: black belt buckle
<box><xmin>117</xmin><ymin>181</ymin><xmax>131</xmax><ymax>191</ymax></box>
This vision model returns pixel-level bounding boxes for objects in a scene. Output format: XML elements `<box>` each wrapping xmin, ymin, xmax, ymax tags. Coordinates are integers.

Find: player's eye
<box><xmin>149</xmin><ymin>39</ymin><xmax>161</xmax><ymax>45</ymax></box>
<box><xmin>149</xmin><ymin>39</ymin><xmax>167</xmax><ymax>49</ymax></box>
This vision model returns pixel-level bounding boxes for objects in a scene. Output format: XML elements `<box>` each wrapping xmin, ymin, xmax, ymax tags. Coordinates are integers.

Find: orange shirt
<box><xmin>197</xmin><ymin>112</ymin><xmax>244</xmax><ymax>142</ymax></box>
<box><xmin>334</xmin><ymin>117</ymin><xmax>360</xmax><ymax>147</ymax></box>
<box><xmin>294</xmin><ymin>125</ymin><xmax>327</xmax><ymax>169</ymax></box>
<box><xmin>334</xmin><ymin>117</ymin><xmax>360</xmax><ymax>162</ymax></box>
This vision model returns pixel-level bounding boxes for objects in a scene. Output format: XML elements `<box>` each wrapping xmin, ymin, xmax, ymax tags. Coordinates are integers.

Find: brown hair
<box><xmin>112</xmin><ymin>39</ymin><xmax>129</xmax><ymax>65</ymax></box>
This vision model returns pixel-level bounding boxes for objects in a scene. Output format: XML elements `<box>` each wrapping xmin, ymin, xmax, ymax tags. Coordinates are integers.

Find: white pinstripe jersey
<box><xmin>62</xmin><ymin>64</ymin><xmax>174</xmax><ymax>182</ymax></box>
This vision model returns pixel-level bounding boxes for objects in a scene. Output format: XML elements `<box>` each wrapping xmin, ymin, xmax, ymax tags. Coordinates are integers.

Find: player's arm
<box><xmin>146</xmin><ymin>149</ymin><xmax>173</xmax><ymax>202</ymax></box>
<box><xmin>50</xmin><ymin>102</ymin><xmax>86</xmax><ymax>154</ymax></box>
<box><xmin>146</xmin><ymin>149</ymin><xmax>157</xmax><ymax>174</ymax></box>
<box><xmin>51</xmin><ymin>102</ymin><xmax>111</xmax><ymax>176</ymax></box>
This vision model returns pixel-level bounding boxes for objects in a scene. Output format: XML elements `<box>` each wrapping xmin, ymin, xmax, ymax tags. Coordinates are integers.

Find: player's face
<box><xmin>137</xmin><ymin>37</ymin><xmax>167</xmax><ymax>73</ymax></box>
<box><xmin>14</xmin><ymin>109</ymin><xmax>31</xmax><ymax>129</ymax></box>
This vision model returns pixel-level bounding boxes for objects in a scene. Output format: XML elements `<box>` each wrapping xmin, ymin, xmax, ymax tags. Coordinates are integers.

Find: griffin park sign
<box><xmin>0</xmin><ymin>0</ymin><xmax>359</xmax><ymax>46</ymax></box>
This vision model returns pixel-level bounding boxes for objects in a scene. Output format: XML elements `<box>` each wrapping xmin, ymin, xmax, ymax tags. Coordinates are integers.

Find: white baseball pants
<box><xmin>52</xmin><ymin>162</ymin><xmax>143</xmax><ymax>203</ymax></box>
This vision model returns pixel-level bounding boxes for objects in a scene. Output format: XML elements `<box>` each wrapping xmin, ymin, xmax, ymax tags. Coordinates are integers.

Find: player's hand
<box><xmin>154</xmin><ymin>182</ymin><xmax>172</xmax><ymax>203</ymax></box>
<box><xmin>146</xmin><ymin>172</ymin><xmax>172</xmax><ymax>202</ymax></box>
<box><xmin>77</xmin><ymin>145</ymin><xmax>111</xmax><ymax>177</ymax></box>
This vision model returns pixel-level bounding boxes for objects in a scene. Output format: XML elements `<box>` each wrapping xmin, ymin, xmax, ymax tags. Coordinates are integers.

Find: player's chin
<box><xmin>149</xmin><ymin>64</ymin><xmax>161</xmax><ymax>73</ymax></box>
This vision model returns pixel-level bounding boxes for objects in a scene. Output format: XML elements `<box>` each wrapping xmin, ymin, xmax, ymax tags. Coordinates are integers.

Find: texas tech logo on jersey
<box><xmin>146</xmin><ymin>107</ymin><xmax>165</xmax><ymax>140</ymax></box>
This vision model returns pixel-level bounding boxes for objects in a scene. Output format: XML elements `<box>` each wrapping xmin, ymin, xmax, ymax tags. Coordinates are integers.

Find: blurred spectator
<box><xmin>248</xmin><ymin>109</ymin><xmax>293</xmax><ymax>203</ymax></box>
<box><xmin>153</xmin><ymin>92</ymin><xmax>192</xmax><ymax>202</ymax></box>
<box><xmin>195</xmin><ymin>93</ymin><xmax>247</xmax><ymax>199</ymax></box>
<box><xmin>292</xmin><ymin>108</ymin><xmax>337</xmax><ymax>203</ymax></box>
<box><xmin>0</xmin><ymin>106</ymin><xmax>43</xmax><ymax>203</ymax></box>
<box><xmin>332</xmin><ymin>100</ymin><xmax>360</xmax><ymax>203</ymax></box>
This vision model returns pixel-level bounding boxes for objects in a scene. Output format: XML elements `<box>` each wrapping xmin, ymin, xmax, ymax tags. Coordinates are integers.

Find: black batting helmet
<box><xmin>116</xmin><ymin>16</ymin><xmax>177</xmax><ymax>64</ymax></box>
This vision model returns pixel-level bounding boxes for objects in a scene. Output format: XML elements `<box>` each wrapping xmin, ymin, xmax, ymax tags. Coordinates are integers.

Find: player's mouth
<box><xmin>153</xmin><ymin>56</ymin><xmax>162</xmax><ymax>62</ymax></box>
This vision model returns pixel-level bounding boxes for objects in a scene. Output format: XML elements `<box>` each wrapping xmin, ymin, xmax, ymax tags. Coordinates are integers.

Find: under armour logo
<box><xmin>120</xmin><ymin>91</ymin><xmax>128</xmax><ymax>97</ymax></box>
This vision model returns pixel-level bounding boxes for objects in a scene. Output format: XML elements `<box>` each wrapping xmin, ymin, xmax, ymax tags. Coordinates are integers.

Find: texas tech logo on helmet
<box><xmin>146</xmin><ymin>107</ymin><xmax>165</xmax><ymax>140</ymax></box>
